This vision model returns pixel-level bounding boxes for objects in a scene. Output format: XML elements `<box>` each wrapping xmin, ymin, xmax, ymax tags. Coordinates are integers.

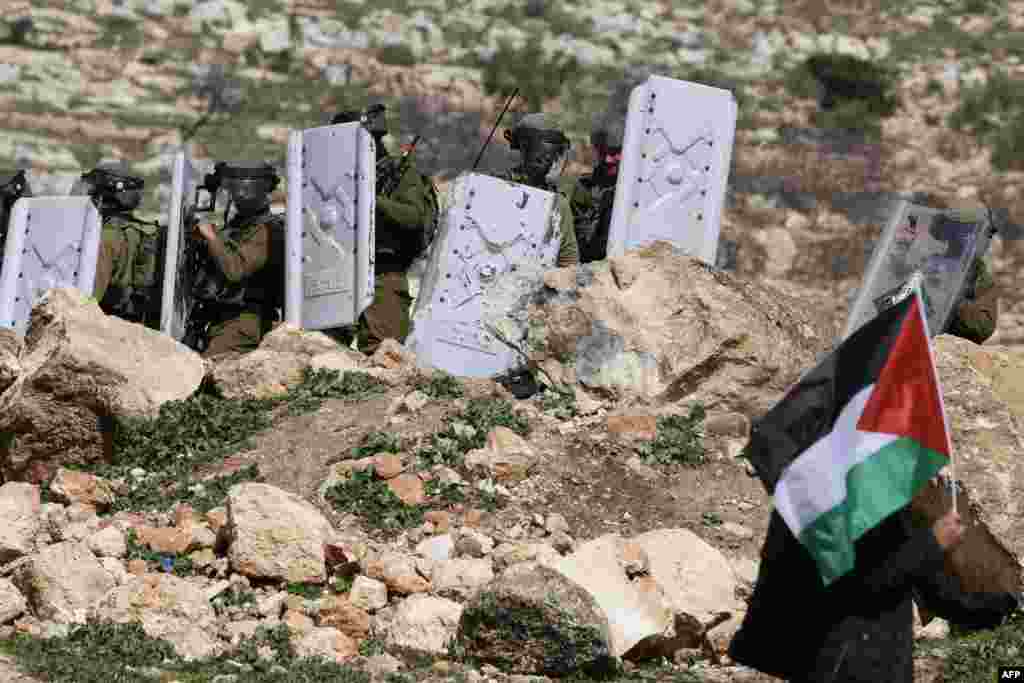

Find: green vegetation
<box><xmin>73</xmin><ymin>369</ymin><xmax>384</xmax><ymax>514</ymax></box>
<box><xmin>325</xmin><ymin>467</ymin><xmax>425</xmax><ymax>532</ymax></box>
<box><xmin>916</xmin><ymin>611</ymin><xmax>1024</xmax><ymax>682</ymax></box>
<box><xmin>414</xmin><ymin>372</ymin><xmax>465</xmax><ymax>400</ymax></box>
<box><xmin>636</xmin><ymin>405</ymin><xmax>707</xmax><ymax>467</ymax></box>
<box><xmin>539</xmin><ymin>387</ymin><xmax>578</xmax><ymax>420</ymax></box>
<box><xmin>0</xmin><ymin>621</ymin><xmax>370</xmax><ymax>683</ymax></box>
<box><xmin>286</xmin><ymin>582</ymin><xmax>324</xmax><ymax>600</ymax></box>
<box><xmin>376</xmin><ymin>44</ymin><xmax>417</xmax><ymax>67</ymax></box>
<box><xmin>415</xmin><ymin>398</ymin><xmax>531</xmax><ymax>468</ymax></box>
<box><xmin>948</xmin><ymin>67</ymin><xmax>1024</xmax><ymax>171</ymax></box>
<box><xmin>479</xmin><ymin>34</ymin><xmax>582</xmax><ymax>110</ymax></box>
<box><xmin>349</xmin><ymin>431</ymin><xmax>402</xmax><ymax>460</ymax></box>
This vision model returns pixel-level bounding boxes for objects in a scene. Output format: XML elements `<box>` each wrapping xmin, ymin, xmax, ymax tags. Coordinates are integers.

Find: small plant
<box><xmin>332</xmin><ymin>574</ymin><xmax>355</xmax><ymax>594</ymax></box>
<box><xmin>479</xmin><ymin>34</ymin><xmax>581</xmax><ymax>110</ymax></box>
<box><xmin>350</xmin><ymin>431</ymin><xmax>401</xmax><ymax>460</ymax></box>
<box><xmin>425</xmin><ymin>478</ymin><xmax>468</xmax><ymax>505</ymax></box>
<box><xmin>416</xmin><ymin>398</ymin><xmax>530</xmax><ymax>468</ymax></box>
<box><xmin>916</xmin><ymin>610</ymin><xmax>1024</xmax><ymax>682</ymax></box>
<box><xmin>358</xmin><ymin>630</ymin><xmax>387</xmax><ymax>657</ymax></box>
<box><xmin>377</xmin><ymin>44</ymin><xmax>417</xmax><ymax>66</ymax></box>
<box><xmin>636</xmin><ymin>405</ymin><xmax>707</xmax><ymax>467</ymax></box>
<box><xmin>948</xmin><ymin>67</ymin><xmax>1024</xmax><ymax>171</ymax></box>
<box><xmin>416</xmin><ymin>372</ymin><xmax>465</xmax><ymax>399</ymax></box>
<box><xmin>539</xmin><ymin>387</ymin><xmax>578</xmax><ymax>420</ymax></box>
<box><xmin>212</xmin><ymin>585</ymin><xmax>257</xmax><ymax>614</ymax></box>
<box><xmin>286</xmin><ymin>582</ymin><xmax>324</xmax><ymax>600</ymax></box>
<box><xmin>325</xmin><ymin>468</ymin><xmax>425</xmax><ymax>532</ymax></box>
<box><xmin>283</xmin><ymin>368</ymin><xmax>388</xmax><ymax>416</ymax></box>
<box><xmin>701</xmin><ymin>511</ymin><xmax>723</xmax><ymax>527</ymax></box>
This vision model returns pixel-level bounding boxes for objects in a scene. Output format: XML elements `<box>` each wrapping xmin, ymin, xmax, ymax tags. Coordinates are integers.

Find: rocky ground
<box><xmin>4</xmin><ymin>1</ymin><xmax>1024</xmax><ymax>682</ymax></box>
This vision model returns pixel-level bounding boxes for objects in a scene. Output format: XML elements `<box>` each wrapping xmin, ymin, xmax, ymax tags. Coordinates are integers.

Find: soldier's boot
<box><xmin>359</xmin><ymin>271</ymin><xmax>412</xmax><ymax>355</ymax></box>
<box><xmin>203</xmin><ymin>312</ymin><xmax>263</xmax><ymax>357</ymax></box>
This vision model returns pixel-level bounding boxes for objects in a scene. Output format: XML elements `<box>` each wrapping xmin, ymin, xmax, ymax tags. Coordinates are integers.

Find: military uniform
<box><xmin>562</xmin><ymin>173</ymin><xmax>614</xmax><ymax>264</ymax></box>
<box><xmin>945</xmin><ymin>254</ymin><xmax>997</xmax><ymax>344</ymax></box>
<box><xmin>503</xmin><ymin>169</ymin><xmax>579</xmax><ymax>267</ymax></box>
<box><xmin>194</xmin><ymin>209</ymin><xmax>284</xmax><ymax>356</ymax></box>
<box><xmin>94</xmin><ymin>213</ymin><xmax>161</xmax><ymax>324</ymax></box>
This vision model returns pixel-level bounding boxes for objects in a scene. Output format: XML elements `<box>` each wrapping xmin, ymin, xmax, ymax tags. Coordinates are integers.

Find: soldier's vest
<box><xmin>100</xmin><ymin>213</ymin><xmax>161</xmax><ymax>321</ymax></box>
<box><xmin>193</xmin><ymin>210</ymin><xmax>285</xmax><ymax>313</ymax></box>
<box><xmin>568</xmin><ymin>174</ymin><xmax>615</xmax><ymax>263</ymax></box>
<box><xmin>377</xmin><ymin>155</ymin><xmax>439</xmax><ymax>267</ymax></box>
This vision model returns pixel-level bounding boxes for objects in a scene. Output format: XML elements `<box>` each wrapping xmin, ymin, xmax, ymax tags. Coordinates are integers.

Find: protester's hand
<box><xmin>194</xmin><ymin>222</ymin><xmax>217</xmax><ymax>243</ymax></box>
<box><xmin>932</xmin><ymin>510</ymin><xmax>964</xmax><ymax>551</ymax></box>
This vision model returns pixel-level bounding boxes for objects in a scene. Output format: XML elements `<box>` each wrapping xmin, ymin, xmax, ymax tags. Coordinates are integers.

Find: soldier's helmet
<box><xmin>331</xmin><ymin>103</ymin><xmax>388</xmax><ymax>136</ymax></box>
<box><xmin>0</xmin><ymin>170</ymin><xmax>31</xmax><ymax>211</ymax></box>
<box><xmin>76</xmin><ymin>162</ymin><xmax>145</xmax><ymax>213</ymax></box>
<box><xmin>590</xmin><ymin>117</ymin><xmax>625</xmax><ymax>153</ymax></box>
<box><xmin>215</xmin><ymin>161</ymin><xmax>279</xmax><ymax>215</ymax></box>
<box><xmin>504</xmin><ymin>113</ymin><xmax>570</xmax><ymax>179</ymax></box>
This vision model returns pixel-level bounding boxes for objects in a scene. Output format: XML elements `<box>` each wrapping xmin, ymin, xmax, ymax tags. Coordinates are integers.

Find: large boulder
<box><xmin>382</xmin><ymin>594</ymin><xmax>463</xmax><ymax>654</ymax></box>
<box><xmin>0</xmin><ymin>328</ymin><xmax>20</xmax><ymax>394</ymax></box>
<box><xmin>514</xmin><ymin>242</ymin><xmax>831</xmax><ymax>414</ymax></box>
<box><xmin>454</xmin><ymin>564</ymin><xmax>616</xmax><ymax>677</ymax></box>
<box><xmin>91</xmin><ymin>573</ymin><xmax>220</xmax><ymax>660</ymax></box>
<box><xmin>552</xmin><ymin>535</ymin><xmax>675</xmax><ymax>659</ymax></box>
<box><xmin>12</xmin><ymin>541</ymin><xmax>116</xmax><ymax>624</ymax></box>
<box><xmin>907</xmin><ymin>337</ymin><xmax>1024</xmax><ymax>607</ymax></box>
<box><xmin>227</xmin><ymin>483</ymin><xmax>335</xmax><ymax>583</ymax></box>
<box><xmin>0</xmin><ymin>483</ymin><xmax>41</xmax><ymax>563</ymax></box>
<box><xmin>0</xmin><ymin>289</ymin><xmax>204</xmax><ymax>483</ymax></box>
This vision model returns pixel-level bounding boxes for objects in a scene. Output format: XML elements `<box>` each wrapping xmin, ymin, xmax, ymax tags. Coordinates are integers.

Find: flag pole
<box><xmin>913</xmin><ymin>285</ymin><xmax>957</xmax><ymax>515</ymax></box>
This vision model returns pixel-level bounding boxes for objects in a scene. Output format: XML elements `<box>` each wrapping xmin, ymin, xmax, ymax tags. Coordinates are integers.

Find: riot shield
<box><xmin>607</xmin><ymin>75</ymin><xmax>737</xmax><ymax>266</ymax></box>
<box><xmin>285</xmin><ymin>122</ymin><xmax>375</xmax><ymax>329</ymax></box>
<box><xmin>405</xmin><ymin>172</ymin><xmax>562</xmax><ymax>378</ymax></box>
<box><xmin>159</xmin><ymin>149</ymin><xmax>197</xmax><ymax>341</ymax></box>
<box><xmin>0</xmin><ymin>197</ymin><xmax>102</xmax><ymax>337</ymax></box>
<box><xmin>842</xmin><ymin>200</ymin><xmax>993</xmax><ymax>340</ymax></box>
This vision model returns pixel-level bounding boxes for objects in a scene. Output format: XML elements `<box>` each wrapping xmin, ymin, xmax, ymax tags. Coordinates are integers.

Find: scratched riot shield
<box><xmin>0</xmin><ymin>197</ymin><xmax>102</xmax><ymax>336</ymax></box>
<box><xmin>842</xmin><ymin>201</ymin><xmax>993</xmax><ymax>341</ymax></box>
<box><xmin>159</xmin><ymin>149</ymin><xmax>198</xmax><ymax>341</ymax></box>
<box><xmin>285</xmin><ymin>122</ymin><xmax>375</xmax><ymax>329</ymax></box>
<box><xmin>607</xmin><ymin>75</ymin><xmax>737</xmax><ymax>265</ymax></box>
<box><xmin>405</xmin><ymin>173</ymin><xmax>562</xmax><ymax>377</ymax></box>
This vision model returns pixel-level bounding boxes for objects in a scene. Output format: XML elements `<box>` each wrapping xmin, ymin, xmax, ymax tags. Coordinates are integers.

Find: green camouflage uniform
<box><xmin>195</xmin><ymin>210</ymin><xmax>285</xmax><ymax>356</ymax></box>
<box><xmin>328</xmin><ymin>153</ymin><xmax>434</xmax><ymax>355</ymax></box>
<box><xmin>94</xmin><ymin>213</ymin><xmax>161</xmax><ymax>325</ymax></box>
<box><xmin>560</xmin><ymin>173</ymin><xmax>614</xmax><ymax>264</ymax></box>
<box><xmin>503</xmin><ymin>169</ymin><xmax>579</xmax><ymax>267</ymax></box>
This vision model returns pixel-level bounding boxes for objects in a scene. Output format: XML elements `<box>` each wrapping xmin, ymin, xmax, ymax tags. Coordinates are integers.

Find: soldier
<box><xmin>0</xmin><ymin>170</ymin><xmax>32</xmax><ymax>276</ymax></box>
<box><xmin>327</xmin><ymin>104</ymin><xmax>438</xmax><ymax>355</ymax></box>
<box><xmin>501</xmin><ymin>113</ymin><xmax>579</xmax><ymax>267</ymax></box>
<box><xmin>188</xmin><ymin>161</ymin><xmax>285</xmax><ymax>356</ymax></box>
<box><xmin>562</xmin><ymin>117</ymin><xmax>624</xmax><ymax>264</ymax></box>
<box><xmin>77</xmin><ymin>164</ymin><xmax>163</xmax><ymax>326</ymax></box>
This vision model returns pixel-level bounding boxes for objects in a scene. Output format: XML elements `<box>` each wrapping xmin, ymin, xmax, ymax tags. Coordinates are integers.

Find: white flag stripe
<box><xmin>774</xmin><ymin>384</ymin><xmax>899</xmax><ymax>536</ymax></box>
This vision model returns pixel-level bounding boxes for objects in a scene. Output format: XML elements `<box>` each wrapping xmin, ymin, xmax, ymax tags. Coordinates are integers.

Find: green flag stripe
<box><xmin>796</xmin><ymin>437</ymin><xmax>947</xmax><ymax>586</ymax></box>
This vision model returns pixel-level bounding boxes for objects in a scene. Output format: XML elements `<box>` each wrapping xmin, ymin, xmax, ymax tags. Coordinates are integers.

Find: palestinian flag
<box><xmin>745</xmin><ymin>291</ymin><xmax>951</xmax><ymax>586</ymax></box>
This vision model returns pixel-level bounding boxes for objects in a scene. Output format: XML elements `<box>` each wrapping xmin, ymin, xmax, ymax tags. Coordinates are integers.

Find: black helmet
<box><xmin>0</xmin><ymin>170</ymin><xmax>31</xmax><ymax>208</ymax></box>
<box><xmin>77</xmin><ymin>163</ymin><xmax>145</xmax><ymax>213</ymax></box>
<box><xmin>332</xmin><ymin>103</ymin><xmax>387</xmax><ymax>135</ymax></box>
<box><xmin>504</xmin><ymin>112</ymin><xmax>570</xmax><ymax>184</ymax></box>
<box><xmin>214</xmin><ymin>161</ymin><xmax>279</xmax><ymax>215</ymax></box>
<box><xmin>590</xmin><ymin>117</ymin><xmax>625</xmax><ymax>152</ymax></box>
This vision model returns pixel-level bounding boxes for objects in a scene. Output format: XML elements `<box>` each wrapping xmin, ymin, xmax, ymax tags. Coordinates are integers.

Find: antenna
<box><xmin>472</xmin><ymin>89</ymin><xmax>519</xmax><ymax>172</ymax></box>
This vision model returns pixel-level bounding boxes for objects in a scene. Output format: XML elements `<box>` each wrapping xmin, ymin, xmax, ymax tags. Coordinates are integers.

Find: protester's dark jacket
<box><xmin>729</xmin><ymin>508</ymin><xmax>1016</xmax><ymax>683</ymax></box>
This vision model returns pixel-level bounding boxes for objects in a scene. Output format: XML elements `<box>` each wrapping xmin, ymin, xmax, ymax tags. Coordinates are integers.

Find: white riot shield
<box><xmin>842</xmin><ymin>201</ymin><xmax>993</xmax><ymax>341</ymax></box>
<box><xmin>405</xmin><ymin>172</ymin><xmax>562</xmax><ymax>378</ymax></box>
<box><xmin>0</xmin><ymin>197</ymin><xmax>102</xmax><ymax>337</ymax></box>
<box><xmin>607</xmin><ymin>75</ymin><xmax>737</xmax><ymax>265</ymax></box>
<box><xmin>285</xmin><ymin>122</ymin><xmax>375</xmax><ymax>329</ymax></box>
<box><xmin>159</xmin><ymin>149</ymin><xmax>197</xmax><ymax>340</ymax></box>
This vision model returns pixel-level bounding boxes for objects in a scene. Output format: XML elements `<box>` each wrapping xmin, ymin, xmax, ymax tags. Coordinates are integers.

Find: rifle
<box><xmin>180</xmin><ymin>169</ymin><xmax>224</xmax><ymax>352</ymax></box>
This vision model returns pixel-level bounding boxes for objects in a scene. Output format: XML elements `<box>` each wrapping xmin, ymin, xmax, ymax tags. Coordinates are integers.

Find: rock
<box><xmin>284</xmin><ymin>609</ymin><xmax>316</xmax><ymax>635</ymax></box>
<box><xmin>455</xmin><ymin>530</ymin><xmax>495</xmax><ymax>558</ymax></box>
<box><xmin>389</xmin><ymin>390</ymin><xmax>430</xmax><ymax>415</ymax></box>
<box><xmin>632</xmin><ymin>529</ymin><xmax>741</xmax><ymax>634</ymax></box>
<box><xmin>553</xmin><ymin>535</ymin><xmax>675</xmax><ymax>658</ymax></box>
<box><xmin>455</xmin><ymin>564</ymin><xmax>615</xmax><ymax>676</ymax></box>
<box><xmin>135</xmin><ymin>525</ymin><xmax>191</xmax><ymax>555</ymax></box>
<box><xmin>318</xmin><ymin>596</ymin><xmax>371</xmax><ymax>639</ymax></box>
<box><xmin>13</xmin><ymin>541</ymin><xmax>116</xmax><ymax>624</ymax></box>
<box><xmin>0</xmin><ymin>578</ymin><xmax>27</xmax><ymax>624</ymax></box>
<box><xmin>258</xmin><ymin>323</ymin><xmax>352</xmax><ymax>357</ymax></box>
<box><xmin>364</xmin><ymin>653</ymin><xmax>403</xmax><ymax>677</ymax></box>
<box><xmin>225</xmin><ymin>619</ymin><xmax>262</xmax><ymax>646</ymax></box>
<box><xmin>0</xmin><ymin>483</ymin><xmax>40</xmax><ymax>563</ymax></box>
<box><xmin>92</xmin><ymin>573</ymin><xmax>219</xmax><ymax>660</ymax></box>
<box><xmin>48</xmin><ymin>469</ymin><xmax>115</xmax><ymax>511</ymax></box>
<box><xmin>545</xmin><ymin>513</ymin><xmax>570</xmax><ymax>535</ymax></box>
<box><xmin>87</xmin><ymin>525</ymin><xmax>127</xmax><ymax>558</ymax></box>
<box><xmin>916</xmin><ymin>617</ymin><xmax>950</xmax><ymax>640</ymax></box>
<box><xmin>520</xmin><ymin>244</ymin><xmax>830</xmax><ymax>413</ymax></box>
<box><xmin>384</xmin><ymin>594</ymin><xmax>463</xmax><ymax>654</ymax></box>
<box><xmin>549</xmin><ymin>531</ymin><xmax>575</xmax><ymax>554</ymax></box>
<box><xmin>210</xmin><ymin>350</ymin><xmax>306</xmax><ymax>400</ymax></box>
<box><xmin>705</xmin><ymin>611</ymin><xmax>745</xmax><ymax>656</ymax></box>
<box><xmin>720</xmin><ymin>522</ymin><xmax>754</xmax><ymax>540</ymax></box>
<box><xmin>387</xmin><ymin>474</ymin><xmax>426</xmax><ymax>506</ymax></box>
<box><xmin>295</xmin><ymin>626</ymin><xmax>358</xmax><ymax>663</ymax></box>
<box><xmin>702</xmin><ymin>412</ymin><xmax>750</xmax><ymax>438</ymax></box>
<box><xmin>100</xmin><ymin>557</ymin><xmax>130</xmax><ymax>585</ymax></box>
<box><xmin>625</xmin><ymin>456</ymin><xmax>660</xmax><ymax>481</ymax></box>
<box><xmin>374</xmin><ymin>454</ymin><xmax>404</xmax><ymax>480</ymax></box>
<box><xmin>425</xmin><ymin>511</ymin><xmax>452</xmax><ymax>533</ymax></box>
<box><xmin>349</xmin><ymin>575</ymin><xmax>388</xmax><ymax>612</ymax></box>
<box><xmin>0</xmin><ymin>289</ymin><xmax>204</xmax><ymax>482</ymax></box>
<box><xmin>607</xmin><ymin>415</ymin><xmax>657</xmax><ymax>440</ymax></box>
<box><xmin>908</xmin><ymin>338</ymin><xmax>1024</xmax><ymax>606</ymax></box>
<box><xmin>464</xmin><ymin>427</ymin><xmax>539</xmax><ymax>483</ymax></box>
<box><xmin>127</xmin><ymin>559</ymin><xmax>148</xmax><ymax>576</ymax></box>
<box><xmin>227</xmin><ymin>483</ymin><xmax>334</xmax><ymax>583</ymax></box>
<box><xmin>432</xmin><ymin>558</ymin><xmax>494</xmax><ymax>600</ymax></box>
<box><xmin>416</xmin><ymin>534</ymin><xmax>455</xmax><ymax>562</ymax></box>
<box><xmin>491</xmin><ymin>542</ymin><xmax>560</xmax><ymax>571</ymax></box>
<box><xmin>0</xmin><ymin>328</ymin><xmax>20</xmax><ymax>394</ymax></box>
<box><xmin>310</xmin><ymin>350</ymin><xmax>363</xmax><ymax>374</ymax></box>
<box><xmin>370</xmin><ymin>339</ymin><xmax>415</xmax><ymax>369</ymax></box>
<box><xmin>364</xmin><ymin>551</ymin><xmax>430</xmax><ymax>595</ymax></box>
